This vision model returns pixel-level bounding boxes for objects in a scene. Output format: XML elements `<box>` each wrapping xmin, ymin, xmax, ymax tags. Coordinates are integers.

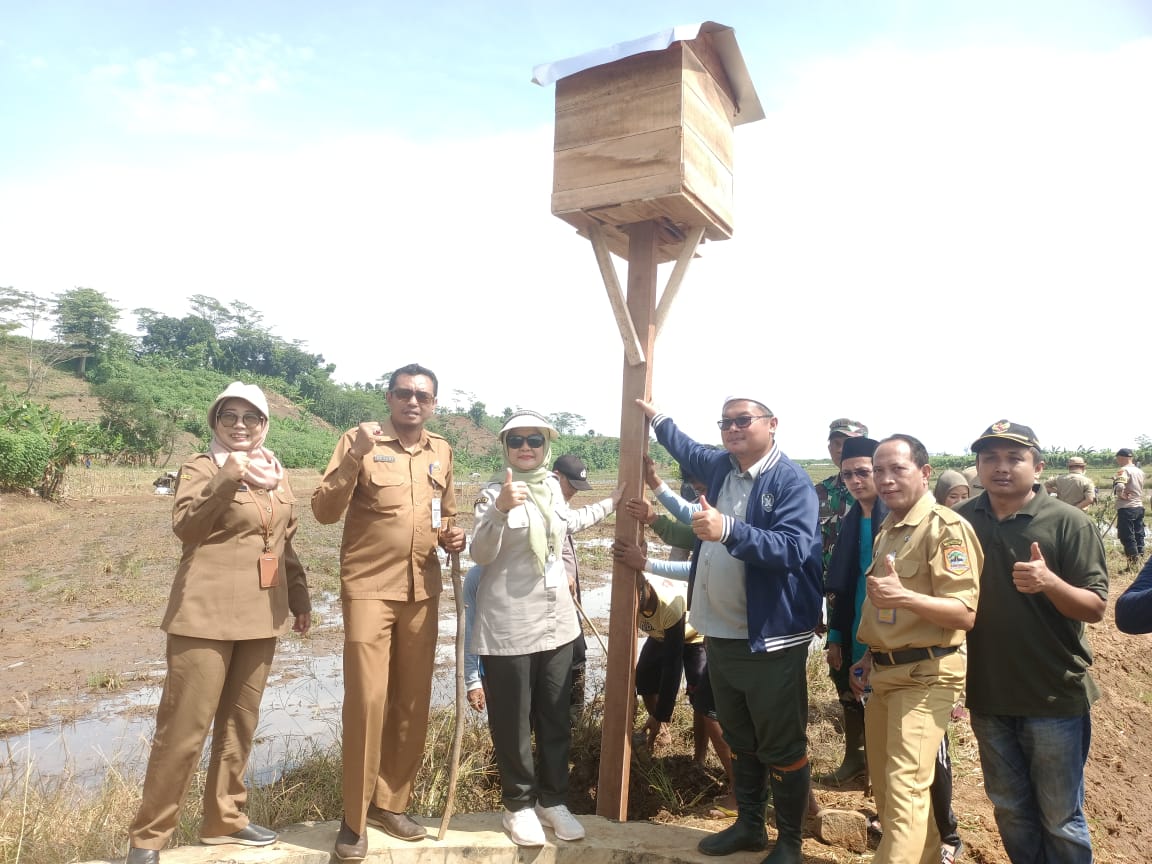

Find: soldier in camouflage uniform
<box><xmin>815</xmin><ymin>418</ymin><xmax>869</xmax><ymax>581</ymax></box>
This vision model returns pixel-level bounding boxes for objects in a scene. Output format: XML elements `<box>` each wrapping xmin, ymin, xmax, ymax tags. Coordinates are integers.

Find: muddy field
<box><xmin>1</xmin><ymin>471</ymin><xmax>1150</xmax><ymax>862</ymax></box>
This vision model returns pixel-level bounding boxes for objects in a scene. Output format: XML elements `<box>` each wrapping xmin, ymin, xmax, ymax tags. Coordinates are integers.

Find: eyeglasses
<box><xmin>217</xmin><ymin>411</ymin><xmax>265</xmax><ymax>428</ymax></box>
<box><xmin>390</xmin><ymin>387</ymin><xmax>434</xmax><ymax>405</ymax></box>
<box><xmin>841</xmin><ymin>468</ymin><xmax>874</xmax><ymax>480</ymax></box>
<box><xmin>507</xmin><ymin>434</ymin><xmax>546</xmax><ymax>449</ymax></box>
<box><xmin>716</xmin><ymin>415</ymin><xmax>771</xmax><ymax>431</ymax></box>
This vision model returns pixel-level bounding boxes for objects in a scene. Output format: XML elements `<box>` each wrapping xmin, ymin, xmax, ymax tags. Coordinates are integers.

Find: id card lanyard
<box><xmin>248</xmin><ymin>489</ymin><xmax>279</xmax><ymax>588</ymax></box>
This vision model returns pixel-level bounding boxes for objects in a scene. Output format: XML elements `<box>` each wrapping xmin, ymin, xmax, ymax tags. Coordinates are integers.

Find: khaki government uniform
<box><xmin>858</xmin><ymin>493</ymin><xmax>981</xmax><ymax>864</ymax></box>
<box><xmin>1046</xmin><ymin>472</ymin><xmax>1094</xmax><ymax>507</ymax></box>
<box><xmin>311</xmin><ymin>419</ymin><xmax>457</xmax><ymax>834</ymax></box>
<box><xmin>129</xmin><ymin>454</ymin><xmax>310</xmax><ymax>850</ymax></box>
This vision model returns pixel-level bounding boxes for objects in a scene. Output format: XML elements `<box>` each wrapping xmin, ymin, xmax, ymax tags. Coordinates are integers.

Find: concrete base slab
<box><xmin>95</xmin><ymin>813</ymin><xmax>733</xmax><ymax>864</ymax></box>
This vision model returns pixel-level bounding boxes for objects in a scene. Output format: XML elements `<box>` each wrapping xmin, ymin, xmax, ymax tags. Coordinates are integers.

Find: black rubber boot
<box><xmin>814</xmin><ymin>701</ymin><xmax>866</xmax><ymax>786</ymax></box>
<box><xmin>698</xmin><ymin>752</ymin><xmax>768</xmax><ymax>856</ymax></box>
<box><xmin>761</xmin><ymin>762</ymin><xmax>810</xmax><ymax>864</ymax></box>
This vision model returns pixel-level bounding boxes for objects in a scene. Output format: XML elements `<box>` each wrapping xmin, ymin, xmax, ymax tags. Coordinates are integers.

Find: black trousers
<box><xmin>482</xmin><ymin>641</ymin><xmax>574</xmax><ymax>811</ymax></box>
<box><xmin>1118</xmin><ymin>507</ymin><xmax>1146</xmax><ymax>556</ymax></box>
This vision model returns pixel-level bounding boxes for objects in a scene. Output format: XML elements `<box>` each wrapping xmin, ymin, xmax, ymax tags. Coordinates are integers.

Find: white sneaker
<box><xmin>502</xmin><ymin>807</ymin><xmax>546</xmax><ymax>847</ymax></box>
<box><xmin>534</xmin><ymin>803</ymin><xmax>585</xmax><ymax>841</ymax></box>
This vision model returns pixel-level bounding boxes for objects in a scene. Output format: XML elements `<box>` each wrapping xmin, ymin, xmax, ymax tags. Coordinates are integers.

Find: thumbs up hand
<box><xmin>495</xmin><ymin>467</ymin><xmax>529</xmax><ymax>513</ymax></box>
<box><xmin>1011</xmin><ymin>542</ymin><xmax>1051</xmax><ymax>594</ymax></box>
<box><xmin>866</xmin><ymin>553</ymin><xmax>906</xmax><ymax>609</ymax></box>
<box><xmin>691</xmin><ymin>494</ymin><xmax>725</xmax><ymax>542</ymax></box>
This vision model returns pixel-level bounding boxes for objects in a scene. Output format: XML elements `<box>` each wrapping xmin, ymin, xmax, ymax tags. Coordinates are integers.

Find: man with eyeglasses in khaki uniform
<box><xmin>312</xmin><ymin>363</ymin><xmax>467</xmax><ymax>861</ymax></box>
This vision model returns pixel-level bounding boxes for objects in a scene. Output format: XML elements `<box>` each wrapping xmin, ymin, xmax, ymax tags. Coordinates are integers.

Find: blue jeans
<box><xmin>969</xmin><ymin>712</ymin><xmax>1093</xmax><ymax>864</ymax></box>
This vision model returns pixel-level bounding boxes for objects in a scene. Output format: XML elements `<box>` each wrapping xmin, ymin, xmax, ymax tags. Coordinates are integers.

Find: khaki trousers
<box><xmin>341</xmin><ymin>596</ymin><xmax>437</xmax><ymax>833</ymax></box>
<box><xmin>865</xmin><ymin>650</ymin><xmax>965</xmax><ymax>864</ymax></box>
<box><xmin>128</xmin><ymin>634</ymin><xmax>276</xmax><ymax>850</ymax></box>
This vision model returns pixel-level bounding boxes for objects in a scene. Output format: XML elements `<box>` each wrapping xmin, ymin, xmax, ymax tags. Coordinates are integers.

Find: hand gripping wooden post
<box><xmin>535</xmin><ymin>21</ymin><xmax>763</xmax><ymax>820</ymax></box>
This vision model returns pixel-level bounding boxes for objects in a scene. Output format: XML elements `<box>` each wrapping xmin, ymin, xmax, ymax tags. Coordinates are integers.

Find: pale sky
<box><xmin>2</xmin><ymin>1</ymin><xmax>1149</xmax><ymax>458</ymax></box>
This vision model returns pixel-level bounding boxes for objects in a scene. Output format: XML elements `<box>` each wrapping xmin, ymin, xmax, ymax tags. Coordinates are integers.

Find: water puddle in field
<box><xmin>1</xmin><ymin>563</ymin><xmax>621</xmax><ymax>789</ymax></box>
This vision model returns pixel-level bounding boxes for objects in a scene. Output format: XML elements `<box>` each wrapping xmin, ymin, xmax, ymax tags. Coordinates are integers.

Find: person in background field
<box><xmin>125</xmin><ymin>382</ymin><xmax>311</xmax><ymax>864</ymax></box>
<box><xmin>1044</xmin><ymin>456</ymin><xmax>1096</xmax><ymax>510</ymax></box>
<box><xmin>311</xmin><ymin>363</ymin><xmax>467</xmax><ymax>862</ymax></box>
<box><xmin>960</xmin><ymin>466</ymin><xmax>983</xmax><ymax>497</ymax></box>
<box><xmin>956</xmin><ymin>420</ymin><xmax>1107</xmax><ymax>864</ymax></box>
<box><xmin>816</xmin><ymin>418</ymin><xmax>869</xmax><ymax>581</ymax></box>
<box><xmin>634</xmin><ymin>574</ymin><xmax>691</xmax><ymax>750</ymax></box>
<box><xmin>552</xmin><ymin>453</ymin><xmax>619</xmax><ymax>716</ymax></box>
<box><xmin>852</xmin><ymin>434</ymin><xmax>981</xmax><ymax>864</ymax></box>
<box><xmin>933</xmin><ymin>471</ymin><xmax>970</xmax><ymax>509</ymax></box>
<box><xmin>471</xmin><ymin>411</ymin><xmax>611</xmax><ymax>848</ymax></box>
<box><xmin>1116</xmin><ymin>556</ymin><xmax>1152</xmax><ymax>634</ymax></box>
<box><xmin>637</xmin><ymin>394</ymin><xmax>822</xmax><ymax>864</ymax></box>
<box><xmin>1113</xmin><ymin>447</ymin><xmax>1145</xmax><ymax>572</ymax></box>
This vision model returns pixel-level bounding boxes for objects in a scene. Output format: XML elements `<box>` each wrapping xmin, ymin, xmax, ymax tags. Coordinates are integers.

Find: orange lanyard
<box><xmin>247</xmin><ymin>488</ymin><xmax>274</xmax><ymax>553</ymax></box>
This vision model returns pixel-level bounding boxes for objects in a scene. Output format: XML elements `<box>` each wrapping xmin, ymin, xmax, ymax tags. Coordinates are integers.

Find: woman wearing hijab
<box><xmin>125</xmin><ymin>382</ymin><xmax>311</xmax><ymax>864</ymax></box>
<box><xmin>934</xmin><ymin>470</ymin><xmax>971</xmax><ymax>508</ymax></box>
<box><xmin>469</xmin><ymin>410</ymin><xmax>603</xmax><ymax>847</ymax></box>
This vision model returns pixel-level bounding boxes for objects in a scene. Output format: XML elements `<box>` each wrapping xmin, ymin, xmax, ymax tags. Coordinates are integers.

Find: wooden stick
<box><xmin>437</xmin><ymin>550</ymin><xmax>465</xmax><ymax>841</ymax></box>
<box><xmin>572</xmin><ymin>594</ymin><xmax>608</xmax><ymax>657</ymax></box>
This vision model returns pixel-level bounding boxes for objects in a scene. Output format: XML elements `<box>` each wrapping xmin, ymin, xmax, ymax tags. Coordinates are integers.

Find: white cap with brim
<box><xmin>499</xmin><ymin>410</ymin><xmax>559</xmax><ymax>440</ymax></box>
<box><xmin>208</xmin><ymin>381</ymin><xmax>270</xmax><ymax>429</ymax></box>
<box><xmin>722</xmin><ymin>395</ymin><xmax>774</xmax><ymax>415</ymax></box>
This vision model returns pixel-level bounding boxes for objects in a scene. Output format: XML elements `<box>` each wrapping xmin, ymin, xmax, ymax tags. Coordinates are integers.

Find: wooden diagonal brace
<box><xmin>654</xmin><ymin>225</ymin><xmax>705</xmax><ymax>336</ymax></box>
<box><xmin>588</xmin><ymin>224</ymin><xmax>645</xmax><ymax>367</ymax></box>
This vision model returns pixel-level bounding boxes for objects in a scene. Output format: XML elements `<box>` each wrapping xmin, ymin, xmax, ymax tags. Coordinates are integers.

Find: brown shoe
<box><xmin>334</xmin><ymin>821</ymin><xmax>367</xmax><ymax>862</ymax></box>
<box><xmin>366</xmin><ymin>805</ymin><xmax>427</xmax><ymax>841</ymax></box>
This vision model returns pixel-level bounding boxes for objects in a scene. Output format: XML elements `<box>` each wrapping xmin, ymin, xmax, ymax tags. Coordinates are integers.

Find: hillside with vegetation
<box><xmin>0</xmin><ymin>287</ymin><xmax>655</xmax><ymax>497</ymax></box>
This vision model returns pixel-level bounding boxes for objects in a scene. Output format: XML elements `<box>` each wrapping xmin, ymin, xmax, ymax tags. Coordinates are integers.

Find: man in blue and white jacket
<box><xmin>636</xmin><ymin>395</ymin><xmax>821</xmax><ymax>864</ymax></box>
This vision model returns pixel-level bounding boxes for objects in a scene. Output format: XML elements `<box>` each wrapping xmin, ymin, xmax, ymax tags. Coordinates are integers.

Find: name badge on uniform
<box><xmin>429</xmin><ymin>461</ymin><xmax>441</xmax><ymax>475</ymax></box>
<box><xmin>877</xmin><ymin>608</ymin><xmax>896</xmax><ymax>624</ymax></box>
<box><xmin>373</xmin><ymin>454</ymin><xmax>395</xmax><ymax>462</ymax></box>
<box><xmin>431</xmin><ymin>496</ymin><xmax>442</xmax><ymax>529</ymax></box>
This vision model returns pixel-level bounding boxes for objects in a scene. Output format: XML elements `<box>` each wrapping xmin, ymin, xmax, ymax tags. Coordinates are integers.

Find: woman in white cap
<box><xmin>124</xmin><ymin>382</ymin><xmax>311</xmax><ymax>864</ymax></box>
<box><xmin>469</xmin><ymin>410</ymin><xmax>595</xmax><ymax>847</ymax></box>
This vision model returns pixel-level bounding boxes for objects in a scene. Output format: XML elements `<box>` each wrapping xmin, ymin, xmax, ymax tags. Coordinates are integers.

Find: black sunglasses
<box><xmin>507</xmin><ymin>433</ymin><xmax>546</xmax><ymax>449</ymax></box>
<box><xmin>716</xmin><ymin>415</ymin><xmax>771</xmax><ymax>431</ymax></box>
<box><xmin>390</xmin><ymin>387</ymin><xmax>434</xmax><ymax>405</ymax></box>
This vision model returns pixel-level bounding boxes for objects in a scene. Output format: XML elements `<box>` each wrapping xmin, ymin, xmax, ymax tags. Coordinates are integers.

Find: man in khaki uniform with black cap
<box><xmin>1113</xmin><ymin>447</ymin><xmax>1145</xmax><ymax>571</ymax></box>
<box><xmin>851</xmin><ymin>434</ymin><xmax>981</xmax><ymax>864</ymax></box>
<box><xmin>312</xmin><ymin>363</ymin><xmax>467</xmax><ymax>861</ymax></box>
<box><xmin>1044</xmin><ymin>456</ymin><xmax>1095</xmax><ymax>510</ymax></box>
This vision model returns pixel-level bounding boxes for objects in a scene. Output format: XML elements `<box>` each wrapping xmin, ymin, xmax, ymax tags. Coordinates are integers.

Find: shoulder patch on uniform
<box><xmin>474</xmin><ymin>497</ymin><xmax>488</xmax><ymax>509</ymax></box>
<box><xmin>181</xmin><ymin>474</ymin><xmax>192</xmax><ymax>481</ymax></box>
<box><xmin>944</xmin><ymin>544</ymin><xmax>970</xmax><ymax>576</ymax></box>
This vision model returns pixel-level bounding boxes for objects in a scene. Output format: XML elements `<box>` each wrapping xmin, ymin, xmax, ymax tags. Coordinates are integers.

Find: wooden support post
<box><xmin>597</xmin><ymin>220</ymin><xmax>659</xmax><ymax>820</ymax></box>
<box><xmin>654</xmin><ymin>226</ymin><xmax>705</xmax><ymax>336</ymax></box>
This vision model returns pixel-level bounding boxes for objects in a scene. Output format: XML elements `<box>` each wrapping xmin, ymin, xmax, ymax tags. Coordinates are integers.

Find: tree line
<box><xmin>0</xmin><ymin>287</ymin><xmax>649</xmax><ymax>497</ymax></box>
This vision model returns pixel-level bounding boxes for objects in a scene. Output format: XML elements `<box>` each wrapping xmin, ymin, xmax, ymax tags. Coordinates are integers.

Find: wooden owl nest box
<box><xmin>534</xmin><ymin>22</ymin><xmax>764</xmax><ymax>263</ymax></box>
